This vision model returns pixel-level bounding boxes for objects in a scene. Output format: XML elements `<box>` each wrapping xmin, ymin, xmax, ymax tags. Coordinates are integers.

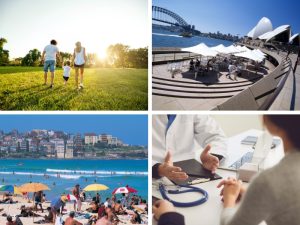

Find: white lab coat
<box><xmin>152</xmin><ymin>115</ymin><xmax>228</xmax><ymax>165</ymax></box>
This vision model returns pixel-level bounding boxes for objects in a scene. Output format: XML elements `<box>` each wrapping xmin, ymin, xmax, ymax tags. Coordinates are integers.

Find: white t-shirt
<box><xmin>44</xmin><ymin>44</ymin><xmax>59</xmax><ymax>61</ymax></box>
<box><xmin>104</xmin><ymin>201</ymin><xmax>109</xmax><ymax>208</ymax></box>
<box><xmin>63</xmin><ymin>66</ymin><xmax>71</xmax><ymax>77</ymax></box>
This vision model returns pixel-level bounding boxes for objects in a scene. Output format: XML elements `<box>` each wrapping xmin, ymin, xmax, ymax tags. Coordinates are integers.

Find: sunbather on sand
<box><xmin>0</xmin><ymin>194</ymin><xmax>16</xmax><ymax>204</ymax></box>
<box><xmin>17</xmin><ymin>205</ymin><xmax>41</xmax><ymax>217</ymax></box>
<box><xmin>130</xmin><ymin>211</ymin><xmax>142</xmax><ymax>224</ymax></box>
<box><xmin>87</xmin><ymin>201</ymin><xmax>99</xmax><ymax>213</ymax></box>
<box><xmin>44</xmin><ymin>207</ymin><xmax>53</xmax><ymax>222</ymax></box>
<box><xmin>65</xmin><ymin>211</ymin><xmax>83</xmax><ymax>225</ymax></box>
<box><xmin>113</xmin><ymin>201</ymin><xmax>126</xmax><ymax>215</ymax></box>
<box><xmin>6</xmin><ymin>215</ymin><xmax>22</xmax><ymax>225</ymax></box>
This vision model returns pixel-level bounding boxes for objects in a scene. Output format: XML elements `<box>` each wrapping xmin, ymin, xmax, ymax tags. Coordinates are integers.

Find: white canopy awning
<box><xmin>182</xmin><ymin>43</ymin><xmax>218</xmax><ymax>57</ymax></box>
<box><xmin>211</xmin><ymin>44</ymin><xmax>227</xmax><ymax>53</ymax></box>
<box><xmin>211</xmin><ymin>45</ymin><xmax>249</xmax><ymax>54</ymax></box>
<box><xmin>234</xmin><ymin>50</ymin><xmax>265</xmax><ymax>62</ymax></box>
<box><xmin>252</xmin><ymin>49</ymin><xmax>266</xmax><ymax>58</ymax></box>
<box><xmin>236</xmin><ymin>46</ymin><xmax>251</xmax><ymax>52</ymax></box>
<box><xmin>225</xmin><ymin>45</ymin><xmax>241</xmax><ymax>54</ymax></box>
<box><xmin>182</xmin><ymin>43</ymin><xmax>265</xmax><ymax>61</ymax></box>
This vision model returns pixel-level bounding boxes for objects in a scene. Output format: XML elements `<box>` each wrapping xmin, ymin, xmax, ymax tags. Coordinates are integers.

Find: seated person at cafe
<box><xmin>189</xmin><ymin>59</ymin><xmax>195</xmax><ymax>71</ymax></box>
<box><xmin>195</xmin><ymin>58</ymin><xmax>200</xmax><ymax>69</ymax></box>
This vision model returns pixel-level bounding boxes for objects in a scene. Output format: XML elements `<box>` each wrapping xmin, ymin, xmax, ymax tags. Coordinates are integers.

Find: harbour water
<box><xmin>153</xmin><ymin>29</ymin><xmax>233</xmax><ymax>48</ymax></box>
<box><xmin>0</xmin><ymin>159</ymin><xmax>148</xmax><ymax>200</ymax></box>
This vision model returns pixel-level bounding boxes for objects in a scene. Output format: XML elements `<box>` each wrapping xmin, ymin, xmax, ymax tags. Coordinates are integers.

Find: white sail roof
<box><xmin>258</xmin><ymin>25</ymin><xmax>291</xmax><ymax>42</ymax></box>
<box><xmin>290</xmin><ymin>33</ymin><xmax>300</xmax><ymax>45</ymax></box>
<box><xmin>247</xmin><ymin>17</ymin><xmax>273</xmax><ymax>39</ymax></box>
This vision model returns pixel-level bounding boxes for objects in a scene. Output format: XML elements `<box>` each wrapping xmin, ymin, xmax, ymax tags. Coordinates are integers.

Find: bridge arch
<box><xmin>152</xmin><ymin>6</ymin><xmax>189</xmax><ymax>28</ymax></box>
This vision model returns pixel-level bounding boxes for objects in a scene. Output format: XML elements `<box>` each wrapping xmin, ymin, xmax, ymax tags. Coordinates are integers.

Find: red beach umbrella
<box><xmin>112</xmin><ymin>186</ymin><xmax>137</xmax><ymax>194</ymax></box>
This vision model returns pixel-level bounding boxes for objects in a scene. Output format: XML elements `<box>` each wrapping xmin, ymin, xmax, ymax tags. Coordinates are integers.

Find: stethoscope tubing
<box><xmin>159</xmin><ymin>183</ymin><xmax>208</xmax><ymax>207</ymax></box>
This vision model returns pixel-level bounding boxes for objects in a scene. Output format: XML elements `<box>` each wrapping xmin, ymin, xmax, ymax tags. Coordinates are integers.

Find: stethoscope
<box><xmin>159</xmin><ymin>183</ymin><xmax>208</xmax><ymax>207</ymax></box>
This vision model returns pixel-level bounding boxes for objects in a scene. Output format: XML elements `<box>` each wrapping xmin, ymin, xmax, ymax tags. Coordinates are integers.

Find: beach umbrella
<box><xmin>112</xmin><ymin>186</ymin><xmax>137</xmax><ymax>194</ymax></box>
<box><xmin>0</xmin><ymin>185</ymin><xmax>14</xmax><ymax>193</ymax></box>
<box><xmin>18</xmin><ymin>183</ymin><xmax>50</xmax><ymax>222</ymax></box>
<box><xmin>83</xmin><ymin>184</ymin><xmax>109</xmax><ymax>192</ymax></box>
<box><xmin>83</xmin><ymin>184</ymin><xmax>109</xmax><ymax>199</ymax></box>
<box><xmin>66</xmin><ymin>194</ymin><xmax>78</xmax><ymax>202</ymax></box>
<box><xmin>0</xmin><ymin>185</ymin><xmax>22</xmax><ymax>195</ymax></box>
<box><xmin>19</xmin><ymin>182</ymin><xmax>50</xmax><ymax>193</ymax></box>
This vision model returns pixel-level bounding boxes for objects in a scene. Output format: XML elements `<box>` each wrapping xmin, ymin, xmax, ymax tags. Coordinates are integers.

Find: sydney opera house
<box><xmin>246</xmin><ymin>17</ymin><xmax>300</xmax><ymax>47</ymax></box>
<box><xmin>152</xmin><ymin>17</ymin><xmax>300</xmax><ymax>111</ymax></box>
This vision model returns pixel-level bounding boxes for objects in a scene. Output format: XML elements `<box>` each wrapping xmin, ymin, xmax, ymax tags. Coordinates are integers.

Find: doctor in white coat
<box><xmin>152</xmin><ymin>115</ymin><xmax>227</xmax><ymax>182</ymax></box>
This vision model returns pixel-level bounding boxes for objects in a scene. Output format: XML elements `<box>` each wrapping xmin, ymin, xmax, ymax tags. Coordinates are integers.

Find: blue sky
<box><xmin>0</xmin><ymin>115</ymin><xmax>148</xmax><ymax>145</ymax></box>
<box><xmin>0</xmin><ymin>0</ymin><xmax>148</xmax><ymax>58</ymax></box>
<box><xmin>153</xmin><ymin>0</ymin><xmax>300</xmax><ymax>36</ymax></box>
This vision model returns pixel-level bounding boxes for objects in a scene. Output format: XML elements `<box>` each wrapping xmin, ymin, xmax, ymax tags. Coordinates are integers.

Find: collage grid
<box><xmin>0</xmin><ymin>0</ymin><xmax>300</xmax><ymax>225</ymax></box>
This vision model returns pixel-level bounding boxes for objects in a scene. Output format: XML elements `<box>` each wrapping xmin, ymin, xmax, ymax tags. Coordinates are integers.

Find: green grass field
<box><xmin>0</xmin><ymin>66</ymin><xmax>148</xmax><ymax>110</ymax></box>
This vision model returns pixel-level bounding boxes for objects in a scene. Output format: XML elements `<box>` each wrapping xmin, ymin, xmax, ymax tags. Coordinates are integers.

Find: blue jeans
<box><xmin>44</xmin><ymin>60</ymin><xmax>56</xmax><ymax>72</ymax></box>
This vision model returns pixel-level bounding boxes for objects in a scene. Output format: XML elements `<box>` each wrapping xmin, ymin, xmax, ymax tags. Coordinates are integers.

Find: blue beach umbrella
<box><xmin>0</xmin><ymin>185</ymin><xmax>14</xmax><ymax>193</ymax></box>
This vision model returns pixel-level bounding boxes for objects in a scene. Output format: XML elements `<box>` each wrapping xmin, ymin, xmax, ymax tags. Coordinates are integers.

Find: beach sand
<box><xmin>0</xmin><ymin>196</ymin><xmax>148</xmax><ymax>225</ymax></box>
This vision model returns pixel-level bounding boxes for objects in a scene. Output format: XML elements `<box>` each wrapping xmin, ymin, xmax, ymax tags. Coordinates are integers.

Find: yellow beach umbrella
<box><xmin>13</xmin><ymin>185</ymin><xmax>23</xmax><ymax>195</ymax></box>
<box><xmin>83</xmin><ymin>184</ymin><xmax>109</xmax><ymax>192</ymax></box>
<box><xmin>19</xmin><ymin>182</ymin><xmax>50</xmax><ymax>193</ymax></box>
<box><xmin>18</xmin><ymin>183</ymin><xmax>50</xmax><ymax>223</ymax></box>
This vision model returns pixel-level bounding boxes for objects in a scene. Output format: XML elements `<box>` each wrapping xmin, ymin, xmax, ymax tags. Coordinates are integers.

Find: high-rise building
<box><xmin>50</xmin><ymin>138</ymin><xmax>65</xmax><ymax>158</ymax></box>
<box><xmin>65</xmin><ymin>140</ymin><xmax>74</xmax><ymax>158</ymax></box>
<box><xmin>84</xmin><ymin>133</ymin><xmax>98</xmax><ymax>145</ymax></box>
<box><xmin>40</xmin><ymin>141</ymin><xmax>55</xmax><ymax>156</ymax></box>
<box><xmin>108</xmin><ymin>137</ymin><xmax>118</xmax><ymax>146</ymax></box>
<box><xmin>73</xmin><ymin>133</ymin><xmax>83</xmax><ymax>157</ymax></box>
<box><xmin>99</xmin><ymin>134</ymin><xmax>113</xmax><ymax>144</ymax></box>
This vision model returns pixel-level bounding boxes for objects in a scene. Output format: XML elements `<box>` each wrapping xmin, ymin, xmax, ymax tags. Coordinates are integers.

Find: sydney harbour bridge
<box><xmin>152</xmin><ymin>6</ymin><xmax>196</xmax><ymax>33</ymax></box>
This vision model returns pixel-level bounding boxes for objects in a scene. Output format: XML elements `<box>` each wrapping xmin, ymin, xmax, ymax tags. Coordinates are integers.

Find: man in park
<box><xmin>41</xmin><ymin>39</ymin><xmax>61</xmax><ymax>88</ymax></box>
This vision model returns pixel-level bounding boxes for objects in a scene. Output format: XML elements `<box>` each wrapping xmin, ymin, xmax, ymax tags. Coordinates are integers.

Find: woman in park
<box><xmin>72</xmin><ymin>42</ymin><xmax>87</xmax><ymax>90</ymax></box>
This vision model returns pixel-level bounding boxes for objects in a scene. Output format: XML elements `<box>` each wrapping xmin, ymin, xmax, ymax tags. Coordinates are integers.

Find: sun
<box><xmin>95</xmin><ymin>44</ymin><xmax>108</xmax><ymax>60</ymax></box>
<box><xmin>97</xmin><ymin>50</ymin><xmax>107</xmax><ymax>60</ymax></box>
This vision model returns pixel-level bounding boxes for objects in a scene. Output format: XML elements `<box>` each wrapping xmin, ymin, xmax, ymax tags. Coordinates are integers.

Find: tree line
<box><xmin>0</xmin><ymin>38</ymin><xmax>148</xmax><ymax>69</ymax></box>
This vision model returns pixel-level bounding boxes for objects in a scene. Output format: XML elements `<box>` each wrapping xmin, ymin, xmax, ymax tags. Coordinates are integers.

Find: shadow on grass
<box><xmin>0</xmin><ymin>85</ymin><xmax>68</xmax><ymax>110</ymax></box>
<box><xmin>0</xmin><ymin>84</ymin><xmax>42</xmax><ymax>96</ymax></box>
<box><xmin>50</xmin><ymin>89</ymin><xmax>80</xmax><ymax>110</ymax></box>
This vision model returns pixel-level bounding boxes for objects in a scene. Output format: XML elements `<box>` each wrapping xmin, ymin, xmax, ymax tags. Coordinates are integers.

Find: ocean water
<box><xmin>153</xmin><ymin>29</ymin><xmax>233</xmax><ymax>48</ymax></box>
<box><xmin>0</xmin><ymin>159</ymin><xmax>148</xmax><ymax>201</ymax></box>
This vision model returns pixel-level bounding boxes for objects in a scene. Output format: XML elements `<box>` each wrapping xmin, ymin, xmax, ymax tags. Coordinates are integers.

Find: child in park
<box><xmin>62</xmin><ymin>60</ymin><xmax>71</xmax><ymax>85</ymax></box>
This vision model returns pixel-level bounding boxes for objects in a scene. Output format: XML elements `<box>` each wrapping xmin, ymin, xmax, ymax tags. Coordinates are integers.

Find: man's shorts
<box><xmin>44</xmin><ymin>60</ymin><xmax>56</xmax><ymax>72</ymax></box>
<box><xmin>74</xmin><ymin>63</ymin><xmax>85</xmax><ymax>68</ymax></box>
